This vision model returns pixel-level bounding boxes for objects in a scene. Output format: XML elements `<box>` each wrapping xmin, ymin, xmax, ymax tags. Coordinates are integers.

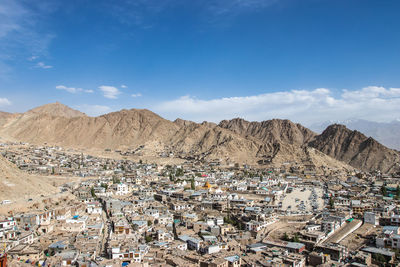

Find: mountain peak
<box><xmin>27</xmin><ymin>102</ymin><xmax>86</xmax><ymax>118</ymax></box>
<box><xmin>218</xmin><ymin>118</ymin><xmax>317</xmax><ymax>153</ymax></box>
<box><xmin>309</xmin><ymin>123</ymin><xmax>399</xmax><ymax>172</ymax></box>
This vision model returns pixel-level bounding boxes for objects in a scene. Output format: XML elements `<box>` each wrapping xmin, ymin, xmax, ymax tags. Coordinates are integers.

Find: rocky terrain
<box><xmin>311</xmin><ymin>119</ymin><xmax>400</xmax><ymax>150</ymax></box>
<box><xmin>0</xmin><ymin>155</ymin><xmax>57</xmax><ymax>201</ymax></box>
<box><xmin>0</xmin><ymin>103</ymin><xmax>399</xmax><ymax>173</ymax></box>
<box><xmin>309</xmin><ymin>124</ymin><xmax>400</xmax><ymax>173</ymax></box>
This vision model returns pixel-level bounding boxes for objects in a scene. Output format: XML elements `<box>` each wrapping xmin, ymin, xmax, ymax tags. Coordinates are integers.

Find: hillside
<box><xmin>219</xmin><ymin>118</ymin><xmax>316</xmax><ymax>146</ymax></box>
<box><xmin>0</xmin><ymin>103</ymin><xmax>398</xmax><ymax>172</ymax></box>
<box><xmin>0</xmin><ymin>108</ymin><xmax>179</xmax><ymax>150</ymax></box>
<box><xmin>311</xmin><ymin>119</ymin><xmax>400</xmax><ymax>150</ymax></box>
<box><xmin>27</xmin><ymin>102</ymin><xmax>87</xmax><ymax>118</ymax></box>
<box><xmin>309</xmin><ymin>124</ymin><xmax>400</xmax><ymax>173</ymax></box>
<box><xmin>0</xmin><ymin>155</ymin><xmax>57</xmax><ymax>201</ymax></box>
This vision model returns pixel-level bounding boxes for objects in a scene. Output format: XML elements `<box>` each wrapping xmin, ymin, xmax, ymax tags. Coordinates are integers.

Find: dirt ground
<box><xmin>0</xmin><ymin>191</ymin><xmax>77</xmax><ymax>216</ymax></box>
<box><xmin>339</xmin><ymin>223</ymin><xmax>381</xmax><ymax>250</ymax></box>
<box><xmin>262</xmin><ymin>221</ymin><xmax>306</xmax><ymax>241</ymax></box>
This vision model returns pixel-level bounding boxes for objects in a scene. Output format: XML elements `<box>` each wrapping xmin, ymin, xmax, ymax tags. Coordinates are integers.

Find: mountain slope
<box><xmin>27</xmin><ymin>102</ymin><xmax>86</xmax><ymax>118</ymax></box>
<box><xmin>309</xmin><ymin>124</ymin><xmax>400</xmax><ymax>172</ymax></box>
<box><xmin>0</xmin><ymin>155</ymin><xmax>57</xmax><ymax>201</ymax></box>
<box><xmin>219</xmin><ymin>118</ymin><xmax>316</xmax><ymax>145</ymax></box>
<box><xmin>310</xmin><ymin>119</ymin><xmax>400</xmax><ymax>150</ymax></box>
<box><xmin>170</xmin><ymin>121</ymin><xmax>263</xmax><ymax>163</ymax></box>
<box><xmin>0</xmin><ymin>108</ymin><xmax>179</xmax><ymax>149</ymax></box>
<box><xmin>0</xmin><ymin>103</ymin><xmax>398</xmax><ymax>172</ymax></box>
<box><xmin>218</xmin><ymin>118</ymin><xmax>321</xmax><ymax>166</ymax></box>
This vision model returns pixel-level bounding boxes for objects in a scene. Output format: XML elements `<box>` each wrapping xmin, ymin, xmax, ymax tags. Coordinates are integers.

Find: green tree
<box><xmin>292</xmin><ymin>233</ymin><xmax>300</xmax><ymax>242</ymax></box>
<box><xmin>373</xmin><ymin>253</ymin><xmax>387</xmax><ymax>264</ymax></box>
<box><xmin>176</xmin><ymin>168</ymin><xmax>184</xmax><ymax>177</ymax></box>
<box><xmin>329</xmin><ymin>196</ymin><xmax>335</xmax><ymax>209</ymax></box>
<box><xmin>283</xmin><ymin>232</ymin><xmax>289</xmax><ymax>241</ymax></box>
<box><xmin>145</xmin><ymin>235</ymin><xmax>153</xmax><ymax>243</ymax></box>
<box><xmin>147</xmin><ymin>220</ymin><xmax>152</xmax><ymax>226</ymax></box>
<box><xmin>90</xmin><ymin>187</ymin><xmax>96</xmax><ymax>198</ymax></box>
<box><xmin>101</xmin><ymin>183</ymin><xmax>108</xmax><ymax>190</ymax></box>
<box><xmin>191</xmin><ymin>178</ymin><xmax>195</xmax><ymax>190</ymax></box>
<box><xmin>381</xmin><ymin>185</ymin><xmax>387</xmax><ymax>196</ymax></box>
<box><xmin>113</xmin><ymin>176</ymin><xmax>120</xmax><ymax>184</ymax></box>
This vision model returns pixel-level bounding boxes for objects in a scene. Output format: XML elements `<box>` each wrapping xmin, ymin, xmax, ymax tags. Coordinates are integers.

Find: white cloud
<box><xmin>99</xmin><ymin>85</ymin><xmax>121</xmax><ymax>99</ymax></box>
<box><xmin>153</xmin><ymin>86</ymin><xmax>400</xmax><ymax>125</ymax></box>
<box><xmin>28</xmin><ymin>55</ymin><xmax>38</xmax><ymax>61</ymax></box>
<box><xmin>0</xmin><ymin>97</ymin><xmax>11</xmax><ymax>106</ymax></box>
<box><xmin>131</xmin><ymin>93</ymin><xmax>142</xmax><ymax>98</ymax></box>
<box><xmin>121</xmin><ymin>84</ymin><xmax>127</xmax><ymax>88</ymax></box>
<box><xmin>56</xmin><ymin>85</ymin><xmax>93</xmax><ymax>94</ymax></box>
<box><xmin>74</xmin><ymin>104</ymin><xmax>112</xmax><ymax>117</ymax></box>
<box><xmin>36</xmin><ymin>62</ymin><xmax>52</xmax><ymax>69</ymax></box>
<box><xmin>56</xmin><ymin>85</ymin><xmax>81</xmax><ymax>93</ymax></box>
<box><xmin>0</xmin><ymin>0</ymin><xmax>56</xmax><ymax>78</ymax></box>
<box><xmin>209</xmin><ymin>0</ymin><xmax>279</xmax><ymax>15</ymax></box>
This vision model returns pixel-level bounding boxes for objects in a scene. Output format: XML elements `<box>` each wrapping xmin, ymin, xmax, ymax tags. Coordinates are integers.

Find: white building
<box><xmin>113</xmin><ymin>183</ymin><xmax>129</xmax><ymax>195</ymax></box>
<box><xmin>364</xmin><ymin>212</ymin><xmax>379</xmax><ymax>225</ymax></box>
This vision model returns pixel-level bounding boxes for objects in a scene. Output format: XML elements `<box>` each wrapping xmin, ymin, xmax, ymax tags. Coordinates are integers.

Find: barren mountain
<box><xmin>309</xmin><ymin>124</ymin><xmax>400</xmax><ymax>172</ymax></box>
<box><xmin>0</xmin><ymin>111</ymin><xmax>13</xmax><ymax>127</ymax></box>
<box><xmin>170</xmin><ymin>121</ymin><xmax>262</xmax><ymax>163</ymax></box>
<box><xmin>0</xmin><ymin>108</ymin><xmax>179</xmax><ymax>149</ymax></box>
<box><xmin>27</xmin><ymin>102</ymin><xmax>86</xmax><ymax>118</ymax></box>
<box><xmin>311</xmin><ymin>119</ymin><xmax>400</xmax><ymax>150</ymax></box>
<box><xmin>218</xmin><ymin>118</ymin><xmax>320</xmax><ymax>166</ymax></box>
<box><xmin>219</xmin><ymin>118</ymin><xmax>316</xmax><ymax>146</ymax></box>
<box><xmin>0</xmin><ymin>103</ymin><xmax>397</xmax><ymax>172</ymax></box>
<box><xmin>0</xmin><ymin>155</ymin><xmax>57</xmax><ymax>201</ymax></box>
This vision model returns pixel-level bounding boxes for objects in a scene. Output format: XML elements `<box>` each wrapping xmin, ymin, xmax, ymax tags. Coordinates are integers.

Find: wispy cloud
<box><xmin>103</xmin><ymin>0</ymin><xmax>281</xmax><ymax>29</ymax></box>
<box><xmin>36</xmin><ymin>62</ymin><xmax>53</xmax><ymax>69</ymax></box>
<box><xmin>154</xmin><ymin>86</ymin><xmax>400</xmax><ymax>124</ymax></box>
<box><xmin>27</xmin><ymin>55</ymin><xmax>38</xmax><ymax>61</ymax></box>
<box><xmin>56</xmin><ymin>85</ymin><xmax>93</xmax><ymax>94</ymax></box>
<box><xmin>207</xmin><ymin>0</ymin><xmax>279</xmax><ymax>16</ymax></box>
<box><xmin>121</xmin><ymin>84</ymin><xmax>128</xmax><ymax>88</ymax></box>
<box><xmin>0</xmin><ymin>0</ymin><xmax>56</xmax><ymax>77</ymax></box>
<box><xmin>0</xmin><ymin>98</ymin><xmax>11</xmax><ymax>107</ymax></box>
<box><xmin>131</xmin><ymin>93</ymin><xmax>142</xmax><ymax>98</ymax></box>
<box><xmin>75</xmin><ymin>104</ymin><xmax>112</xmax><ymax>117</ymax></box>
<box><xmin>103</xmin><ymin>0</ymin><xmax>174</xmax><ymax>27</ymax></box>
<box><xmin>99</xmin><ymin>85</ymin><xmax>121</xmax><ymax>99</ymax></box>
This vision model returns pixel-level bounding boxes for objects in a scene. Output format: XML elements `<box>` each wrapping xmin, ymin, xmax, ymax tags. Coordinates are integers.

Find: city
<box><xmin>1</xmin><ymin>142</ymin><xmax>399</xmax><ymax>266</ymax></box>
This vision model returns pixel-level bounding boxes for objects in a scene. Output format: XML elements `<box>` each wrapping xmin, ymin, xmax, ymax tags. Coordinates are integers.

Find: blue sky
<box><xmin>1</xmin><ymin>0</ymin><xmax>400</xmax><ymax>125</ymax></box>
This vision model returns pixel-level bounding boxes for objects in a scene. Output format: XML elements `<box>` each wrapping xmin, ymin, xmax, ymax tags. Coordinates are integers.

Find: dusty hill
<box><xmin>0</xmin><ymin>111</ymin><xmax>13</xmax><ymax>128</ymax></box>
<box><xmin>27</xmin><ymin>102</ymin><xmax>86</xmax><ymax>118</ymax></box>
<box><xmin>0</xmin><ymin>111</ymin><xmax>11</xmax><ymax>118</ymax></box>
<box><xmin>219</xmin><ymin>118</ymin><xmax>316</xmax><ymax>145</ymax></box>
<box><xmin>219</xmin><ymin>118</ymin><xmax>352</xmax><ymax>170</ymax></box>
<box><xmin>309</xmin><ymin>124</ymin><xmax>400</xmax><ymax>173</ymax></box>
<box><xmin>0</xmin><ymin>155</ymin><xmax>57</xmax><ymax>201</ymax></box>
<box><xmin>0</xmin><ymin>108</ymin><xmax>179</xmax><ymax>149</ymax></box>
<box><xmin>219</xmin><ymin>118</ymin><xmax>312</xmax><ymax>163</ymax></box>
<box><xmin>0</xmin><ymin>103</ymin><xmax>397</xmax><ymax>172</ymax></box>
<box><xmin>169</xmin><ymin>120</ymin><xmax>262</xmax><ymax>163</ymax></box>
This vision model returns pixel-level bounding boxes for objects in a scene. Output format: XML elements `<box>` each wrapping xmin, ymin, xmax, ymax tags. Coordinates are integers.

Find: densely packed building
<box><xmin>1</xmin><ymin>142</ymin><xmax>400</xmax><ymax>266</ymax></box>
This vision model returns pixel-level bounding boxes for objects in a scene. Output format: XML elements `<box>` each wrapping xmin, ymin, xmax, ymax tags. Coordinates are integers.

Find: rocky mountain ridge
<box><xmin>0</xmin><ymin>103</ymin><xmax>398</xmax><ymax>173</ymax></box>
